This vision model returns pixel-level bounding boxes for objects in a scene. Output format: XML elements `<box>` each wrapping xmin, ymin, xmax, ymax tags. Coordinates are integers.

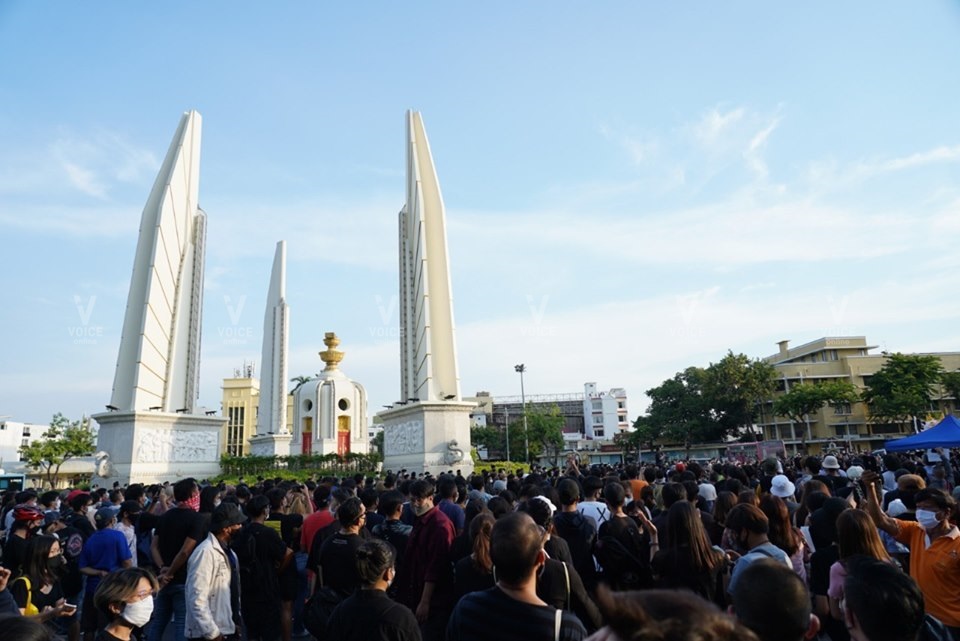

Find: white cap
<box><xmin>698</xmin><ymin>483</ymin><xmax>718</xmax><ymax>501</ymax></box>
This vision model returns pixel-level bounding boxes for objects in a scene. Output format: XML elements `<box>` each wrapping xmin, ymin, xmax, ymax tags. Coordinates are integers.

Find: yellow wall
<box><xmin>221</xmin><ymin>377</ymin><xmax>259</xmax><ymax>457</ymax></box>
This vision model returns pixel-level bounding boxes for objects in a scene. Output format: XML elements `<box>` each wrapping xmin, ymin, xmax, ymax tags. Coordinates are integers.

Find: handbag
<box><xmin>14</xmin><ymin>576</ymin><xmax>40</xmax><ymax>616</ymax></box>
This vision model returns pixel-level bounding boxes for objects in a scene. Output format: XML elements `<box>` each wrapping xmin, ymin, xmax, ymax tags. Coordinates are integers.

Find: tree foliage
<box><xmin>471</xmin><ymin>405</ymin><xmax>565</xmax><ymax>463</ymax></box>
<box><xmin>638</xmin><ymin>354</ymin><xmax>777</xmax><ymax>452</ymax></box>
<box><xmin>941</xmin><ymin>371</ymin><xmax>960</xmax><ymax>408</ymax></box>
<box><xmin>20</xmin><ymin>413</ymin><xmax>96</xmax><ymax>488</ymax></box>
<box><xmin>703</xmin><ymin>351</ymin><xmax>777</xmax><ymax>437</ymax></box>
<box><xmin>862</xmin><ymin>353</ymin><xmax>944</xmax><ymax>424</ymax></box>
<box><xmin>773</xmin><ymin>380</ymin><xmax>860</xmax><ymax>444</ymax></box>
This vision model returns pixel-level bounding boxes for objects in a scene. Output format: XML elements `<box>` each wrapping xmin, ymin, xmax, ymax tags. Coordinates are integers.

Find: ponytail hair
<box><xmin>355</xmin><ymin>538</ymin><xmax>395</xmax><ymax>585</ymax></box>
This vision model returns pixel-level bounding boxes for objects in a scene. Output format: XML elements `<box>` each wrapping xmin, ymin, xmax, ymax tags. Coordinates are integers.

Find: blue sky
<box><xmin>2</xmin><ymin>2</ymin><xmax>959</xmax><ymax>425</ymax></box>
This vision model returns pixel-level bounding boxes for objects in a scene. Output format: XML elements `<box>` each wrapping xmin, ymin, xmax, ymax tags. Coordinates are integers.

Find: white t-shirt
<box><xmin>577</xmin><ymin>501</ymin><xmax>610</xmax><ymax>527</ymax></box>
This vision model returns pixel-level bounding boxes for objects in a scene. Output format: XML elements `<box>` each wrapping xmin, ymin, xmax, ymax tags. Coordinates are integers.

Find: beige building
<box><xmin>220</xmin><ymin>365</ymin><xmax>294</xmax><ymax>457</ymax></box>
<box><xmin>759</xmin><ymin>337</ymin><xmax>960</xmax><ymax>454</ymax></box>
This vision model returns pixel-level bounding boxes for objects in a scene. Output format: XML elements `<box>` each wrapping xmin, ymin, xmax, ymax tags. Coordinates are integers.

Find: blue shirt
<box><xmin>727</xmin><ymin>542</ymin><xmax>791</xmax><ymax>595</ymax></box>
<box><xmin>79</xmin><ymin>528</ymin><xmax>132</xmax><ymax>594</ymax></box>
<box><xmin>438</xmin><ymin>499</ymin><xmax>465</xmax><ymax>532</ymax></box>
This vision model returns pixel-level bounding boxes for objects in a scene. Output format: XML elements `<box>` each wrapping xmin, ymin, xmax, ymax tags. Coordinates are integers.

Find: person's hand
<box><xmin>415</xmin><ymin>600</ymin><xmax>430</xmax><ymax>623</ymax></box>
<box><xmin>726</xmin><ymin>550</ymin><xmax>741</xmax><ymax>563</ymax></box>
<box><xmin>636</xmin><ymin>510</ymin><xmax>657</xmax><ymax>536</ymax></box>
<box><xmin>0</xmin><ymin>567</ymin><xmax>11</xmax><ymax>592</ymax></box>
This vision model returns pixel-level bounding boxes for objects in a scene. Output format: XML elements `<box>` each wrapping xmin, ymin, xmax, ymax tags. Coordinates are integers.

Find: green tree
<box><xmin>371</xmin><ymin>430</ymin><xmax>384</xmax><ymax>455</ymax></box>
<box><xmin>20</xmin><ymin>413</ymin><xmax>96</xmax><ymax>488</ymax></box>
<box><xmin>773</xmin><ymin>381</ymin><xmax>860</xmax><ymax>451</ymax></box>
<box><xmin>703</xmin><ymin>352</ymin><xmax>777</xmax><ymax>440</ymax></box>
<box><xmin>628</xmin><ymin>414</ymin><xmax>664</xmax><ymax>454</ymax></box>
<box><xmin>863</xmin><ymin>353</ymin><xmax>944</xmax><ymax>428</ymax></box>
<box><xmin>646</xmin><ymin>367</ymin><xmax>717</xmax><ymax>456</ymax></box>
<box><xmin>941</xmin><ymin>371</ymin><xmax>960</xmax><ymax>411</ymax></box>
<box><xmin>470</xmin><ymin>425</ymin><xmax>506</xmax><ymax>458</ymax></box>
<box><xmin>523</xmin><ymin>406</ymin><xmax>565</xmax><ymax>465</ymax></box>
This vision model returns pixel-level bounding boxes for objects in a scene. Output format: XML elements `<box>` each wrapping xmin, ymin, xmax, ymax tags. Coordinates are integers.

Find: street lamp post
<box><xmin>515</xmin><ymin>364</ymin><xmax>529</xmax><ymax>463</ymax></box>
<box><xmin>504</xmin><ymin>405</ymin><xmax>510</xmax><ymax>463</ymax></box>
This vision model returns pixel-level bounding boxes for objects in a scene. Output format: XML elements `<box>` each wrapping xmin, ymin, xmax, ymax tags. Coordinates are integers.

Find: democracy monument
<box><xmin>93</xmin><ymin>109</ymin><xmax>473</xmax><ymax>484</ymax></box>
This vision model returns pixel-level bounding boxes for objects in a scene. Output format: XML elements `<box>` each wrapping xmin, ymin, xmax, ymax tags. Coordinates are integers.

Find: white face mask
<box><xmin>122</xmin><ymin>596</ymin><xmax>154</xmax><ymax>627</ymax></box>
<box><xmin>915</xmin><ymin>509</ymin><xmax>941</xmax><ymax>530</ymax></box>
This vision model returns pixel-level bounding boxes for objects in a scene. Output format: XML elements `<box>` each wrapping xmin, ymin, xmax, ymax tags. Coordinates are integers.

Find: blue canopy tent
<box><xmin>885</xmin><ymin>415</ymin><xmax>960</xmax><ymax>451</ymax></box>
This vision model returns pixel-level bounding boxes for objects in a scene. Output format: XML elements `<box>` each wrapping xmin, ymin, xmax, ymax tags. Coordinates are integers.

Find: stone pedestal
<box><xmin>378</xmin><ymin>401</ymin><xmax>474</xmax><ymax>476</ymax></box>
<box><xmin>248</xmin><ymin>433</ymin><xmax>293</xmax><ymax>457</ymax></box>
<box><xmin>91</xmin><ymin>411</ymin><xmax>225</xmax><ymax>486</ymax></box>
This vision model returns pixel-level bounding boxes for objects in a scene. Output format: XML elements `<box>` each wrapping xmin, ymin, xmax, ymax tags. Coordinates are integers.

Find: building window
<box><xmin>591</xmin><ymin>400</ymin><xmax>602</xmax><ymax>410</ymax></box>
<box><xmin>22</xmin><ymin>427</ymin><xmax>30</xmax><ymax>436</ymax></box>
<box><xmin>21</xmin><ymin>438</ymin><xmax>29</xmax><ymax>448</ymax></box>
<box><xmin>593</xmin><ymin>415</ymin><xmax>604</xmax><ymax>424</ymax></box>
<box><xmin>594</xmin><ymin>430</ymin><xmax>604</xmax><ymax>438</ymax></box>
<box><xmin>227</xmin><ymin>406</ymin><xmax>245</xmax><ymax>457</ymax></box>
<box><xmin>871</xmin><ymin>424</ymin><xmax>901</xmax><ymax>435</ymax></box>
<box><xmin>617</xmin><ymin>401</ymin><xmax>624</xmax><ymax>409</ymax></box>
<box><xmin>833</xmin><ymin>403</ymin><xmax>852</xmax><ymax>415</ymax></box>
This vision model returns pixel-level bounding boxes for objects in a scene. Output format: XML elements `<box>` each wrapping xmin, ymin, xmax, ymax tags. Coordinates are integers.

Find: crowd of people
<box><xmin>0</xmin><ymin>445</ymin><xmax>956</xmax><ymax>641</ymax></box>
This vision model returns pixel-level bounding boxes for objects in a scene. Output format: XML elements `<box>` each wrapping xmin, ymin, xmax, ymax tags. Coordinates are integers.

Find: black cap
<box><xmin>210</xmin><ymin>502</ymin><xmax>246</xmax><ymax>532</ymax></box>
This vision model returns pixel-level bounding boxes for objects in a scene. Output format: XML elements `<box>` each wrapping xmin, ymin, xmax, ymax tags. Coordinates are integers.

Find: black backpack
<box><xmin>594</xmin><ymin>533</ymin><xmax>653</xmax><ymax>590</ymax></box>
<box><xmin>303</xmin><ymin>586</ymin><xmax>345</xmax><ymax>640</ymax></box>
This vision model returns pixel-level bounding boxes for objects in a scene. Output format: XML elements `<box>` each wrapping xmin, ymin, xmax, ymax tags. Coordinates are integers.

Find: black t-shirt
<box><xmin>326</xmin><ymin>588</ymin><xmax>421</xmax><ymax>641</ymax></box>
<box><xmin>155</xmin><ymin>508</ymin><xmax>206</xmax><ymax>584</ymax></box>
<box><xmin>447</xmin><ymin>586</ymin><xmax>587</xmax><ymax>641</ymax></box>
<box><xmin>266</xmin><ymin>513</ymin><xmax>303</xmax><ymax>550</ymax></box>
<box><xmin>11</xmin><ymin>574</ymin><xmax>64</xmax><ymax>613</ymax></box>
<box><xmin>453</xmin><ymin>556</ymin><xmax>494</xmax><ymax>599</ymax></box>
<box><xmin>315</xmin><ymin>532</ymin><xmax>364</xmax><ymax>597</ymax></box>
<box><xmin>233</xmin><ymin>522</ymin><xmax>287</xmax><ymax>604</ymax></box>
<box><xmin>1</xmin><ymin>534</ymin><xmax>29</xmax><ymax>575</ymax></box>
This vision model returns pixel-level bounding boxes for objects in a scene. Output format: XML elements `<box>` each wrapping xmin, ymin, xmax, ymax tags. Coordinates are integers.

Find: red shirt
<box><xmin>395</xmin><ymin>507</ymin><xmax>455</xmax><ymax>609</ymax></box>
<box><xmin>300</xmin><ymin>509</ymin><xmax>335</xmax><ymax>556</ymax></box>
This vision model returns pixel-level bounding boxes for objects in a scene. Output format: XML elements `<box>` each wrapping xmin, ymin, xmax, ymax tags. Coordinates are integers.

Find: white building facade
<box><xmin>0</xmin><ymin>421</ymin><xmax>51</xmax><ymax>464</ymax></box>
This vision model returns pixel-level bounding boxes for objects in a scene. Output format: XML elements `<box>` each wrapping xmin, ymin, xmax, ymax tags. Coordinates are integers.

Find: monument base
<box><xmin>249</xmin><ymin>433</ymin><xmax>293</xmax><ymax>457</ymax></box>
<box><xmin>377</xmin><ymin>401</ymin><xmax>475</xmax><ymax>476</ymax></box>
<box><xmin>91</xmin><ymin>411</ymin><xmax>225</xmax><ymax>486</ymax></box>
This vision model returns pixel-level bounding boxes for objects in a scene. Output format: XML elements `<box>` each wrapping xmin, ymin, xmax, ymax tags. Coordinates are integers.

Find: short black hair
<box><xmin>915</xmin><ymin>487</ymin><xmax>955</xmax><ymax>512</ymax></box>
<box><xmin>844</xmin><ymin>555</ymin><xmax>925</xmax><ymax>641</ymax></box>
<box><xmin>337</xmin><ymin>497</ymin><xmax>364</xmax><ymax>527</ymax></box>
<box><xmin>245</xmin><ymin>495</ymin><xmax>270</xmax><ymax>519</ymax></box>
<box><xmin>173</xmin><ymin>478</ymin><xmax>198</xmax><ymax>502</ymax></box>
<box><xmin>490</xmin><ymin>512</ymin><xmax>543</xmax><ymax>584</ymax></box>
<box><xmin>732</xmin><ymin>560</ymin><xmax>811</xmax><ymax>641</ymax></box>
<box><xmin>661</xmin><ymin>482</ymin><xmax>686</xmax><ymax>508</ymax></box>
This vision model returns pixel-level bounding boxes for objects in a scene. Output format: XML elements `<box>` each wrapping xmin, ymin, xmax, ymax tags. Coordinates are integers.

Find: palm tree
<box><xmin>290</xmin><ymin>375</ymin><xmax>313</xmax><ymax>392</ymax></box>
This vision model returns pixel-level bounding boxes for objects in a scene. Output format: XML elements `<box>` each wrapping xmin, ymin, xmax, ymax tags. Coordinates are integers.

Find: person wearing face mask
<box><xmin>185</xmin><ymin>502</ymin><xmax>247</xmax><ymax>641</ymax></box>
<box><xmin>11</xmin><ymin>535</ymin><xmax>76</xmax><ymax>637</ymax></box>
<box><xmin>393</xmin><ymin>479</ymin><xmax>456</xmax><ymax>641</ymax></box>
<box><xmin>2</xmin><ymin>505</ymin><xmax>46</xmax><ymax>575</ymax></box>
<box><xmin>863</xmin><ymin>470</ymin><xmax>960</xmax><ymax>640</ymax></box>
<box><xmin>93</xmin><ymin>567</ymin><xmax>159</xmax><ymax>641</ymax></box>
<box><xmin>325</xmin><ymin>538</ymin><xmax>421</xmax><ymax>641</ymax></box>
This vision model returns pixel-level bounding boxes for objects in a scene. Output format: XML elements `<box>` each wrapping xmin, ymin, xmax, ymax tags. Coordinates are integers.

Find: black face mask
<box><xmin>48</xmin><ymin>555</ymin><xmax>65</xmax><ymax>572</ymax></box>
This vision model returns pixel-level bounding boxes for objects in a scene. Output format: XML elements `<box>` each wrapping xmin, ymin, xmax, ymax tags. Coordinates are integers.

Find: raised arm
<box><xmin>860</xmin><ymin>471</ymin><xmax>899</xmax><ymax>536</ymax></box>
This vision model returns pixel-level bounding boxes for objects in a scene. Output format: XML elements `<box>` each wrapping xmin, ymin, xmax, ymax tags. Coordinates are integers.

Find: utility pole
<box><xmin>515</xmin><ymin>364</ymin><xmax>529</xmax><ymax>463</ymax></box>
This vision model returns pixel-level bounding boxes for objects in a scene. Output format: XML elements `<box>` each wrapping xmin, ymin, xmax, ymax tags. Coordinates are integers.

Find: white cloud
<box><xmin>743</xmin><ymin>117</ymin><xmax>780</xmax><ymax>178</ymax></box>
<box><xmin>691</xmin><ymin>107</ymin><xmax>745</xmax><ymax>147</ymax></box>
